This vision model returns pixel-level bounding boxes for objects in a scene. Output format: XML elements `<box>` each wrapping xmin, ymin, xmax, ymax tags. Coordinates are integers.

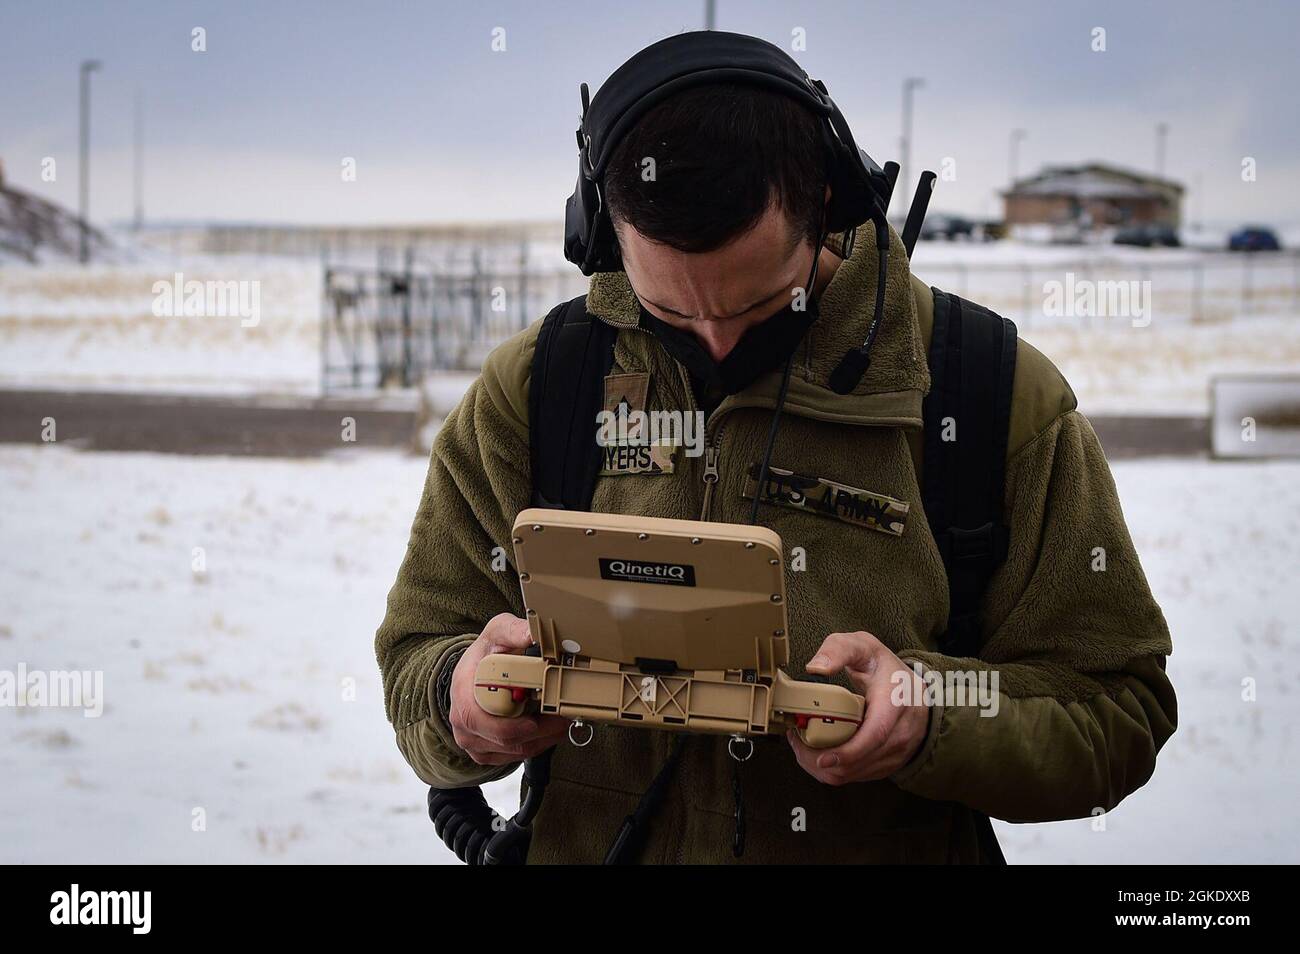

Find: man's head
<box><xmin>604</xmin><ymin>84</ymin><xmax>831</xmax><ymax>361</ymax></box>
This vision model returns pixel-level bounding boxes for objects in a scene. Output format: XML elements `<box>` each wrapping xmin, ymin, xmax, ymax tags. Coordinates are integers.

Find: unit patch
<box><xmin>598</xmin><ymin>372</ymin><xmax>678</xmax><ymax>475</ymax></box>
<box><xmin>602</xmin><ymin>373</ymin><xmax>651</xmax><ymax>433</ymax></box>
<box><xmin>742</xmin><ymin>463</ymin><xmax>910</xmax><ymax>536</ymax></box>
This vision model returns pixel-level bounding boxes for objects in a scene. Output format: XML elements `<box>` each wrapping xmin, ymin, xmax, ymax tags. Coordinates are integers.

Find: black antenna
<box><xmin>901</xmin><ymin>170</ymin><xmax>936</xmax><ymax>258</ymax></box>
<box><xmin>882</xmin><ymin>160</ymin><xmax>900</xmax><ymax>214</ymax></box>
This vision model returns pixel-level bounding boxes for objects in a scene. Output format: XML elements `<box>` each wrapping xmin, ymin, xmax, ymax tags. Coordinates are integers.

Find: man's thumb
<box><xmin>484</xmin><ymin>614</ymin><xmax>533</xmax><ymax>653</ymax></box>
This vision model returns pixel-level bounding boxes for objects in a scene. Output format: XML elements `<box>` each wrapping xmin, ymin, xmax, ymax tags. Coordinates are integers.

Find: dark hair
<box><xmin>603</xmin><ymin>83</ymin><xmax>827</xmax><ymax>254</ymax></box>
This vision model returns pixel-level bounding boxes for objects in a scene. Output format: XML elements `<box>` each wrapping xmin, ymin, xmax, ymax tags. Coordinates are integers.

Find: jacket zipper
<box><xmin>701</xmin><ymin>443</ymin><xmax>720</xmax><ymax>518</ymax></box>
<box><xmin>664</xmin><ymin>347</ymin><xmax>729</xmax><ymax>522</ymax></box>
<box><xmin>623</xmin><ymin>325</ymin><xmax>740</xmax><ymax>522</ymax></box>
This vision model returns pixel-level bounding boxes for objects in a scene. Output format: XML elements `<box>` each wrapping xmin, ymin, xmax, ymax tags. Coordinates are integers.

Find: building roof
<box><xmin>1004</xmin><ymin>162</ymin><xmax>1185</xmax><ymax>200</ymax></box>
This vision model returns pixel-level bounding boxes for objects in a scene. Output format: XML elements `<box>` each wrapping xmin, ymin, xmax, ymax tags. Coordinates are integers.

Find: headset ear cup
<box><xmin>564</xmin><ymin>157</ymin><xmax>622</xmax><ymax>275</ymax></box>
<box><xmin>563</xmin><ymin>158</ymin><xmax>594</xmax><ymax>269</ymax></box>
<box><xmin>834</xmin><ymin>138</ymin><xmax>884</xmax><ymax>234</ymax></box>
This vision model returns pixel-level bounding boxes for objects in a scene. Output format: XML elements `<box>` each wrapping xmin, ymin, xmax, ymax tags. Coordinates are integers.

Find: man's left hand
<box><xmin>788</xmin><ymin>630</ymin><xmax>930</xmax><ymax>785</ymax></box>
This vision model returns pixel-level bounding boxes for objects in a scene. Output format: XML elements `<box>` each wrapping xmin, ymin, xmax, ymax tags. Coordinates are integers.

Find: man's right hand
<box><xmin>448</xmin><ymin>613</ymin><xmax>569</xmax><ymax>766</ymax></box>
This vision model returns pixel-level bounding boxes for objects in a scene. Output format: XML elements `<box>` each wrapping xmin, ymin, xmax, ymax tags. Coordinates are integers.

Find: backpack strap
<box><xmin>922</xmin><ymin>288</ymin><xmax>1018</xmax><ymax>867</ymax></box>
<box><xmin>529</xmin><ymin>295</ymin><xmax>620</xmax><ymax>510</ymax></box>
<box><xmin>921</xmin><ymin>288</ymin><xmax>1018</xmax><ymax>659</ymax></box>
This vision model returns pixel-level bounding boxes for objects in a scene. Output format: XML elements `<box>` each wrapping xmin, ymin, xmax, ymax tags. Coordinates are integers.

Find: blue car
<box><xmin>1228</xmin><ymin>226</ymin><xmax>1282</xmax><ymax>251</ymax></box>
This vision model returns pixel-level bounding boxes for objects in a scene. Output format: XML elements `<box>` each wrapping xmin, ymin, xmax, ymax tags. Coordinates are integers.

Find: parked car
<box><xmin>1228</xmin><ymin>226</ymin><xmax>1282</xmax><ymax>251</ymax></box>
<box><xmin>920</xmin><ymin>214</ymin><xmax>975</xmax><ymax>241</ymax></box>
<box><xmin>1114</xmin><ymin>224</ymin><xmax>1181</xmax><ymax>248</ymax></box>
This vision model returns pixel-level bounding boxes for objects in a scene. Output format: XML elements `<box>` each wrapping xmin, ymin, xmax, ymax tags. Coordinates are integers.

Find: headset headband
<box><xmin>563</xmin><ymin>30</ymin><xmax>890</xmax><ymax>276</ymax></box>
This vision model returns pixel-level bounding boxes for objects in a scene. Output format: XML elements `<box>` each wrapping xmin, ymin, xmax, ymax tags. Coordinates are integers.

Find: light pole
<box><xmin>704</xmin><ymin>0</ymin><xmax>715</xmax><ymax>30</ymax></box>
<box><xmin>899</xmin><ymin>77</ymin><xmax>924</xmax><ymax>214</ymax></box>
<box><xmin>1193</xmin><ymin>171</ymin><xmax>1203</xmax><ymax>232</ymax></box>
<box><xmin>1155</xmin><ymin>121</ymin><xmax>1169</xmax><ymax>177</ymax></box>
<box><xmin>1008</xmin><ymin>128</ymin><xmax>1027</xmax><ymax>186</ymax></box>
<box><xmin>78</xmin><ymin>59</ymin><xmax>101</xmax><ymax>264</ymax></box>
<box><xmin>133</xmin><ymin>90</ymin><xmax>144</xmax><ymax>232</ymax></box>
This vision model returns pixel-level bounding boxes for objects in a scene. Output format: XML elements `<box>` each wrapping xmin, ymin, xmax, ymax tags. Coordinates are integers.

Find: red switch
<box><xmin>795</xmin><ymin>713</ymin><xmax>809</xmax><ymax>729</ymax></box>
<box><xmin>511</xmin><ymin>687</ymin><xmax>527</xmax><ymax>703</ymax></box>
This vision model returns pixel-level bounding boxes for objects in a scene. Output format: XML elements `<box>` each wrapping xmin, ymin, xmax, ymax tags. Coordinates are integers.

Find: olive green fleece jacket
<box><xmin>376</xmin><ymin>225</ymin><xmax>1177</xmax><ymax>864</ymax></box>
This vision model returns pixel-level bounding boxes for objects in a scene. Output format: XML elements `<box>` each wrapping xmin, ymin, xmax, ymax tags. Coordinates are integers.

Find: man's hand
<box><xmin>788</xmin><ymin>631</ymin><xmax>930</xmax><ymax>785</ymax></box>
<box><xmin>448</xmin><ymin>613</ymin><xmax>569</xmax><ymax>766</ymax></box>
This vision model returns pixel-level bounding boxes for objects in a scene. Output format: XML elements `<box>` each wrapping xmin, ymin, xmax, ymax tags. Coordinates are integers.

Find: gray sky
<box><xmin>2</xmin><ymin>0</ymin><xmax>1297</xmax><ymax>228</ymax></box>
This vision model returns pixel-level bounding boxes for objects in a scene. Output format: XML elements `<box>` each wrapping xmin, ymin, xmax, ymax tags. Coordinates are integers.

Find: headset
<box><xmin>562</xmin><ymin>30</ymin><xmax>897</xmax><ymax>393</ymax></box>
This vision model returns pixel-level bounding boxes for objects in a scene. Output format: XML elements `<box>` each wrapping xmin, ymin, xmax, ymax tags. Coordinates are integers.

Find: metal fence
<box><xmin>322</xmin><ymin>254</ymin><xmax>586</xmax><ymax>391</ymax></box>
<box><xmin>322</xmin><ymin>248</ymin><xmax>1300</xmax><ymax>392</ymax></box>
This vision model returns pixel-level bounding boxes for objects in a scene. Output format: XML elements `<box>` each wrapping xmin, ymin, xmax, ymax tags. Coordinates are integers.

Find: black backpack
<box><xmin>527</xmin><ymin>286</ymin><xmax>1017</xmax><ymax>862</ymax></box>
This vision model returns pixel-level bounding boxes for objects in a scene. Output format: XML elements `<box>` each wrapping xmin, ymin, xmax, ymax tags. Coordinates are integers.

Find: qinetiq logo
<box><xmin>599</xmin><ymin>558</ymin><xmax>696</xmax><ymax>587</ymax></box>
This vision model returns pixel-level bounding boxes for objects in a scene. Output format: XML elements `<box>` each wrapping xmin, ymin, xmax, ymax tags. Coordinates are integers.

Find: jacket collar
<box><xmin>584</xmin><ymin>225</ymin><xmax>931</xmax><ymax>427</ymax></box>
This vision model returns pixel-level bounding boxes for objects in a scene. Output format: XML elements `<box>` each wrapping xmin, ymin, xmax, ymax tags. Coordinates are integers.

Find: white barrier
<box><xmin>1211</xmin><ymin>375</ymin><xmax>1300</xmax><ymax>458</ymax></box>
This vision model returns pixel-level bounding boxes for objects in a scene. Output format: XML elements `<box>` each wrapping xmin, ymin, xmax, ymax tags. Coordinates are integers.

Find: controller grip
<box><xmin>772</xmin><ymin>670</ymin><xmax>865</xmax><ymax>749</ymax></box>
<box><xmin>473</xmin><ymin>652</ymin><xmax>545</xmax><ymax>718</ymax></box>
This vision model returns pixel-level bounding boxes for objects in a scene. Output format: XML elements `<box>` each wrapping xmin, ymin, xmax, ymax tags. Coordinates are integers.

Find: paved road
<box><xmin>0</xmin><ymin>387</ymin><xmax>1208</xmax><ymax>459</ymax></box>
<box><xmin>0</xmin><ymin>389</ymin><xmax>419</xmax><ymax>456</ymax></box>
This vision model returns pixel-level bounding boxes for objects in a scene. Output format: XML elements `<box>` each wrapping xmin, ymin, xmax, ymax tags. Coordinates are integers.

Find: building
<box><xmin>1002</xmin><ymin>162</ymin><xmax>1184</xmax><ymax>231</ymax></box>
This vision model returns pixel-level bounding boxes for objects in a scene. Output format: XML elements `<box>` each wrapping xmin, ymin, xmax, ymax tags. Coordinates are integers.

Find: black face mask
<box><xmin>637</xmin><ymin>291</ymin><xmax>819</xmax><ymax>396</ymax></box>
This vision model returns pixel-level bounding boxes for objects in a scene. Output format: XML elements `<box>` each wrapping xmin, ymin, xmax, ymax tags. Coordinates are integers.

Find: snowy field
<box><xmin>0</xmin><ymin>257</ymin><xmax>323</xmax><ymax>395</ymax></box>
<box><xmin>3</xmin><ymin>243</ymin><xmax>1298</xmax><ymax>414</ymax></box>
<box><xmin>0</xmin><ymin>444</ymin><xmax>1296</xmax><ymax>864</ymax></box>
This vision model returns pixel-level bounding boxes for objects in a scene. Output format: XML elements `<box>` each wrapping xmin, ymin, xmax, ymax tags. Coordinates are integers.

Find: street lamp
<box><xmin>133</xmin><ymin>90</ymin><xmax>144</xmax><ymax>232</ymax></box>
<box><xmin>78</xmin><ymin>59</ymin><xmax>102</xmax><ymax>264</ymax></box>
<box><xmin>899</xmin><ymin>77</ymin><xmax>924</xmax><ymax>214</ymax></box>
<box><xmin>1155</xmin><ymin>122</ymin><xmax>1169</xmax><ymax>177</ymax></box>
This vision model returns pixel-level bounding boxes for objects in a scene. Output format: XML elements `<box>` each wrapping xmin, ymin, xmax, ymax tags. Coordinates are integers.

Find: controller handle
<box><xmin>772</xmin><ymin>670</ymin><xmax>864</xmax><ymax>748</ymax></box>
<box><xmin>473</xmin><ymin>651</ymin><xmax>545</xmax><ymax>718</ymax></box>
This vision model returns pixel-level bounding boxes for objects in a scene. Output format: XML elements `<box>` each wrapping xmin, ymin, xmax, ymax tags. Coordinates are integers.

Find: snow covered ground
<box><xmin>0</xmin><ymin>257</ymin><xmax>323</xmax><ymax>395</ymax></box>
<box><xmin>0</xmin><ymin>445</ymin><xmax>1297</xmax><ymax>864</ymax></box>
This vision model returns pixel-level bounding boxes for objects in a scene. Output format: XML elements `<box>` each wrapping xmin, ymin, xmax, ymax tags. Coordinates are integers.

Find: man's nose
<box><xmin>691</xmin><ymin>320</ymin><xmax>747</xmax><ymax>362</ymax></box>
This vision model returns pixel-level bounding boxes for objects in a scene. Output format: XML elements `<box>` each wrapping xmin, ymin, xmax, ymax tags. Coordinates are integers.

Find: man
<box><xmin>376</xmin><ymin>35</ymin><xmax>1176</xmax><ymax>864</ymax></box>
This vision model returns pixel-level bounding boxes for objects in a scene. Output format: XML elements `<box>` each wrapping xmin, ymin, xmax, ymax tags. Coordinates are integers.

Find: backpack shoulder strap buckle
<box><xmin>940</xmin><ymin>522</ymin><xmax>1010</xmax><ymax>567</ymax></box>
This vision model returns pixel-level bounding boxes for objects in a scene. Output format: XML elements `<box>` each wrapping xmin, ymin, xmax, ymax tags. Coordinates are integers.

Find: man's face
<box><xmin>615</xmin><ymin>204</ymin><xmax>816</xmax><ymax>363</ymax></box>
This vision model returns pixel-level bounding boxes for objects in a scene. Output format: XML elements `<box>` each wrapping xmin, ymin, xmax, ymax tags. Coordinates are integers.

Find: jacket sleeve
<box><xmin>891</xmin><ymin>409</ymin><xmax>1177</xmax><ymax>822</ymax></box>
<box><xmin>374</xmin><ymin>327</ymin><xmax>537</xmax><ymax>788</ymax></box>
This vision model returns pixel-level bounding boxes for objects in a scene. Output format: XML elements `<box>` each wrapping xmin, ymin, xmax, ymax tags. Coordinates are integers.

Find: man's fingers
<box><xmin>454</xmin><ymin>720</ymin><xmax>560</xmax><ymax>763</ymax></box>
<box><xmin>787</xmin><ymin>732</ymin><xmax>851</xmax><ymax>785</ymax></box>
<box><xmin>817</xmin><ymin>698</ymin><xmax>901</xmax><ymax>772</ymax></box>
<box><xmin>470</xmin><ymin>712</ymin><xmax>547</xmax><ymax>746</ymax></box>
<box><xmin>463</xmin><ymin>705</ymin><xmax>569</xmax><ymax>746</ymax></box>
<box><xmin>815</xmin><ymin>664</ymin><xmax>915</xmax><ymax>769</ymax></box>
<box><xmin>482</xmin><ymin>613</ymin><xmax>534</xmax><ymax>654</ymax></box>
<box><xmin>805</xmin><ymin>631</ymin><xmax>880</xmax><ymax>677</ymax></box>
